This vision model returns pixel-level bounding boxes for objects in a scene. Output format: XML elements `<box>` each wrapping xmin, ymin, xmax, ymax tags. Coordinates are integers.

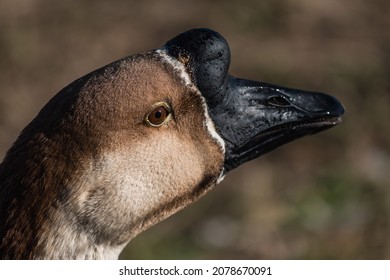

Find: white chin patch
<box><xmin>156</xmin><ymin>49</ymin><xmax>226</xmax><ymax>179</ymax></box>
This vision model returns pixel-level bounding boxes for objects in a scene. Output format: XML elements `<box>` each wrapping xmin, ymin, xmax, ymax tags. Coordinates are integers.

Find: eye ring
<box><xmin>145</xmin><ymin>102</ymin><xmax>172</xmax><ymax>127</ymax></box>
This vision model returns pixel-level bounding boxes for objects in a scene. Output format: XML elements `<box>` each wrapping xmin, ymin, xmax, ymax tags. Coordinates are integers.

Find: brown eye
<box><xmin>145</xmin><ymin>102</ymin><xmax>172</xmax><ymax>127</ymax></box>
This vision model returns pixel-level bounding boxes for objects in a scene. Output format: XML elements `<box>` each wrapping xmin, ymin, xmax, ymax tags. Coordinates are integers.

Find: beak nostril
<box><xmin>267</xmin><ymin>96</ymin><xmax>291</xmax><ymax>107</ymax></box>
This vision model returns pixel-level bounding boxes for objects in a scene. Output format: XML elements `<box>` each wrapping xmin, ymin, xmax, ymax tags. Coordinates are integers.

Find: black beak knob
<box><xmin>164</xmin><ymin>28</ymin><xmax>231</xmax><ymax>99</ymax></box>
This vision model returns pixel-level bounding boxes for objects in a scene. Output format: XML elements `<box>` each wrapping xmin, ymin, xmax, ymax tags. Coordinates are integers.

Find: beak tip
<box><xmin>331</xmin><ymin>99</ymin><xmax>345</xmax><ymax>118</ymax></box>
<box><xmin>327</xmin><ymin>103</ymin><xmax>344</xmax><ymax>118</ymax></box>
<box><xmin>318</xmin><ymin>92</ymin><xmax>345</xmax><ymax>118</ymax></box>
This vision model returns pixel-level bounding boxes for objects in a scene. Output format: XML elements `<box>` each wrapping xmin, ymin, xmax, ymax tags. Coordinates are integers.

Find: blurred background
<box><xmin>0</xmin><ymin>0</ymin><xmax>389</xmax><ymax>259</ymax></box>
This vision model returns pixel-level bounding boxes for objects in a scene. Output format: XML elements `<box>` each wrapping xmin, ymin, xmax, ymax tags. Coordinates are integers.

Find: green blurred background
<box><xmin>0</xmin><ymin>0</ymin><xmax>389</xmax><ymax>259</ymax></box>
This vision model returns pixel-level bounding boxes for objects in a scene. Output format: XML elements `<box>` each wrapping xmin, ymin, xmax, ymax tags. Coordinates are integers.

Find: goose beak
<box><xmin>206</xmin><ymin>77</ymin><xmax>345</xmax><ymax>172</ymax></box>
<box><xmin>163</xmin><ymin>28</ymin><xmax>345</xmax><ymax>172</ymax></box>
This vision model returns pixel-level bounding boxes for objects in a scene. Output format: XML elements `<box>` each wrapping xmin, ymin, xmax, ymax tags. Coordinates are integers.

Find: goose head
<box><xmin>0</xmin><ymin>28</ymin><xmax>344</xmax><ymax>259</ymax></box>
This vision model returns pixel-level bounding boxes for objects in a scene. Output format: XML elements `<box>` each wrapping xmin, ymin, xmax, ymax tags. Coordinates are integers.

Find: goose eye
<box><xmin>145</xmin><ymin>102</ymin><xmax>171</xmax><ymax>127</ymax></box>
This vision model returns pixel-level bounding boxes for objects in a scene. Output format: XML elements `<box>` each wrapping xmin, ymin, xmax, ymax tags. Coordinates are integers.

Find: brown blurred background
<box><xmin>0</xmin><ymin>0</ymin><xmax>389</xmax><ymax>259</ymax></box>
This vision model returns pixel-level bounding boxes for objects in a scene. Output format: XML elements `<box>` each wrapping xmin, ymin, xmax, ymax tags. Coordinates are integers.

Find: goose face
<box><xmin>64</xmin><ymin>57</ymin><xmax>226</xmax><ymax>246</ymax></box>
